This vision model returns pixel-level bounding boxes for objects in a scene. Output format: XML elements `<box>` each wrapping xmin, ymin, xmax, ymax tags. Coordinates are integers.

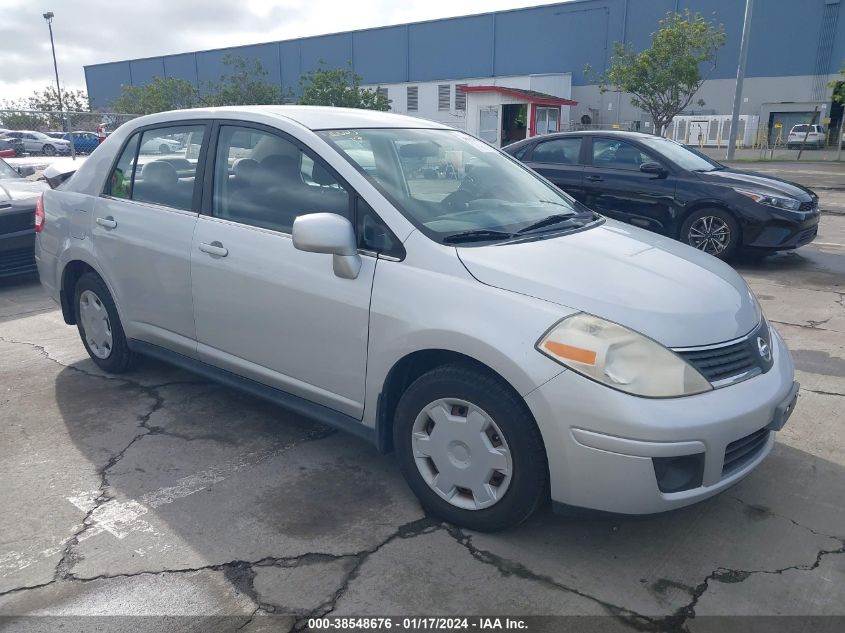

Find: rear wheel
<box><xmin>74</xmin><ymin>273</ymin><xmax>138</xmax><ymax>373</ymax></box>
<box><xmin>393</xmin><ymin>365</ymin><xmax>548</xmax><ymax>531</ymax></box>
<box><xmin>680</xmin><ymin>208</ymin><xmax>740</xmax><ymax>260</ymax></box>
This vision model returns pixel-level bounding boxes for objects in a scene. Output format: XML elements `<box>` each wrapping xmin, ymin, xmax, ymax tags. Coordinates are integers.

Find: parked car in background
<box><xmin>0</xmin><ymin>158</ymin><xmax>48</xmax><ymax>277</ymax></box>
<box><xmin>786</xmin><ymin>124</ymin><xmax>825</xmax><ymax>149</ymax></box>
<box><xmin>139</xmin><ymin>136</ymin><xmax>182</xmax><ymax>154</ymax></box>
<box><xmin>36</xmin><ymin>107</ymin><xmax>798</xmax><ymax>530</ymax></box>
<box><xmin>0</xmin><ymin>138</ymin><xmax>22</xmax><ymax>158</ymax></box>
<box><xmin>63</xmin><ymin>131</ymin><xmax>100</xmax><ymax>154</ymax></box>
<box><xmin>504</xmin><ymin>131</ymin><xmax>820</xmax><ymax>259</ymax></box>
<box><xmin>0</xmin><ymin>130</ymin><xmax>71</xmax><ymax>156</ymax></box>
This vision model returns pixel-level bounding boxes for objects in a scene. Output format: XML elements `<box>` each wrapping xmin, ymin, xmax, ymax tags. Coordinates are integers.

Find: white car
<box><xmin>36</xmin><ymin>106</ymin><xmax>798</xmax><ymax>530</ymax></box>
<box><xmin>786</xmin><ymin>124</ymin><xmax>825</xmax><ymax>149</ymax></box>
<box><xmin>139</xmin><ymin>136</ymin><xmax>183</xmax><ymax>154</ymax></box>
<box><xmin>0</xmin><ymin>130</ymin><xmax>71</xmax><ymax>156</ymax></box>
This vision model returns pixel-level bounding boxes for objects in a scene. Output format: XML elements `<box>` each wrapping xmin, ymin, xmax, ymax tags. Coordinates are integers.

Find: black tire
<box><xmin>74</xmin><ymin>272</ymin><xmax>138</xmax><ymax>373</ymax></box>
<box><xmin>393</xmin><ymin>364</ymin><xmax>548</xmax><ymax>531</ymax></box>
<box><xmin>679</xmin><ymin>207</ymin><xmax>741</xmax><ymax>260</ymax></box>
<box><xmin>43</xmin><ymin>144</ymin><xmax>55</xmax><ymax>156</ymax></box>
<box><xmin>159</xmin><ymin>143</ymin><xmax>170</xmax><ymax>154</ymax></box>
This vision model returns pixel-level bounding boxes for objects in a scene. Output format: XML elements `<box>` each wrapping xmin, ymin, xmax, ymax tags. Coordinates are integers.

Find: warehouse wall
<box><xmin>85</xmin><ymin>0</ymin><xmax>845</xmax><ymax>112</ymax></box>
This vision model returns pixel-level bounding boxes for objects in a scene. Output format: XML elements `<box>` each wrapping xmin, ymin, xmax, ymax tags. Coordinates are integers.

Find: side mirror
<box><xmin>640</xmin><ymin>161</ymin><xmax>668</xmax><ymax>177</ymax></box>
<box><xmin>292</xmin><ymin>213</ymin><xmax>362</xmax><ymax>280</ymax></box>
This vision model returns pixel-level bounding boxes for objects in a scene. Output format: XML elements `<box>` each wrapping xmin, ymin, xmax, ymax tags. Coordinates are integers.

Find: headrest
<box><xmin>141</xmin><ymin>161</ymin><xmax>178</xmax><ymax>188</ymax></box>
<box><xmin>233</xmin><ymin>157</ymin><xmax>259</xmax><ymax>180</ymax></box>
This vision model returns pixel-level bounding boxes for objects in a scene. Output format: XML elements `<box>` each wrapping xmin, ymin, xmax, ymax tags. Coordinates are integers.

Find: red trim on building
<box><xmin>528</xmin><ymin>103</ymin><xmax>536</xmax><ymax>137</ymax></box>
<box><xmin>459</xmin><ymin>85</ymin><xmax>578</xmax><ymax>106</ymax></box>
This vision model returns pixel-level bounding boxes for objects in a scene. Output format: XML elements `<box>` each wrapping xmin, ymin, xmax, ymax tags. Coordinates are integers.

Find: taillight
<box><xmin>34</xmin><ymin>193</ymin><xmax>45</xmax><ymax>233</ymax></box>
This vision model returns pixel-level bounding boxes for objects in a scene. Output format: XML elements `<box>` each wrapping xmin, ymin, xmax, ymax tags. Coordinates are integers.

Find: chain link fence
<box><xmin>0</xmin><ymin>110</ymin><xmax>138</xmax><ymax>162</ymax></box>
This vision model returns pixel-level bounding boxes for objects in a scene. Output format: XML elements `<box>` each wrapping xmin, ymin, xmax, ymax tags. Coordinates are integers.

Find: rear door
<box><xmin>92</xmin><ymin>121</ymin><xmax>209</xmax><ymax>357</ymax></box>
<box><xmin>581</xmin><ymin>136</ymin><xmax>678</xmax><ymax>235</ymax></box>
<box><xmin>522</xmin><ymin>136</ymin><xmax>586</xmax><ymax>203</ymax></box>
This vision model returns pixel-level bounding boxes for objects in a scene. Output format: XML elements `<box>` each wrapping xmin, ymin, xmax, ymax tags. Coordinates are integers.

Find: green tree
<box><xmin>28</xmin><ymin>85</ymin><xmax>90</xmax><ymax>113</ymax></box>
<box><xmin>587</xmin><ymin>10</ymin><xmax>726</xmax><ymax>135</ymax></box>
<box><xmin>204</xmin><ymin>55</ymin><xmax>286</xmax><ymax>106</ymax></box>
<box><xmin>112</xmin><ymin>76</ymin><xmax>200</xmax><ymax>115</ymax></box>
<box><xmin>299</xmin><ymin>62</ymin><xmax>390</xmax><ymax>111</ymax></box>
<box><xmin>0</xmin><ymin>85</ymin><xmax>90</xmax><ymax>130</ymax></box>
<box><xmin>830</xmin><ymin>64</ymin><xmax>845</xmax><ymax>104</ymax></box>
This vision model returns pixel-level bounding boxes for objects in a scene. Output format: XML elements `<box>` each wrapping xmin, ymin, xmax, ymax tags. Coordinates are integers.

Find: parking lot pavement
<box><xmin>0</xmin><ymin>218</ymin><xmax>843</xmax><ymax>632</ymax></box>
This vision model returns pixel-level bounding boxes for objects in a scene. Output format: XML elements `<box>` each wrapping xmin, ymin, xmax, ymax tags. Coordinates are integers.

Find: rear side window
<box><xmin>106</xmin><ymin>133</ymin><xmax>140</xmax><ymax>199</ymax></box>
<box><xmin>532</xmin><ymin>138</ymin><xmax>582</xmax><ymax>164</ymax></box>
<box><xmin>131</xmin><ymin>125</ymin><xmax>205</xmax><ymax>211</ymax></box>
<box><xmin>212</xmin><ymin>125</ymin><xmax>351</xmax><ymax>234</ymax></box>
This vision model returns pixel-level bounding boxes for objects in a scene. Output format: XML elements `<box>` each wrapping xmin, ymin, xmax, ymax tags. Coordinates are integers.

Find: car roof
<box><xmin>126</xmin><ymin>105</ymin><xmax>452</xmax><ymax>132</ymax></box>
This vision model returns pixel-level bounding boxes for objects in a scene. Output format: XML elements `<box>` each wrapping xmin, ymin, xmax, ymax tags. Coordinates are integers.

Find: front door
<box><xmin>92</xmin><ymin>122</ymin><xmax>208</xmax><ymax>356</ymax></box>
<box><xmin>190</xmin><ymin>123</ymin><xmax>375</xmax><ymax>418</ymax></box>
<box><xmin>581</xmin><ymin>136</ymin><xmax>678</xmax><ymax>235</ymax></box>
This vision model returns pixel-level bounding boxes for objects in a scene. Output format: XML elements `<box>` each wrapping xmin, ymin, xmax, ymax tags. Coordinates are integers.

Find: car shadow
<box><xmin>35</xmin><ymin>356</ymin><xmax>845</xmax><ymax>621</ymax></box>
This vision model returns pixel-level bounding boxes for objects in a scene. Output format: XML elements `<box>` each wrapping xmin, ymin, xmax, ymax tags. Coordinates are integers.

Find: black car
<box><xmin>504</xmin><ymin>131</ymin><xmax>820</xmax><ymax>259</ymax></box>
<box><xmin>0</xmin><ymin>158</ymin><xmax>48</xmax><ymax>278</ymax></box>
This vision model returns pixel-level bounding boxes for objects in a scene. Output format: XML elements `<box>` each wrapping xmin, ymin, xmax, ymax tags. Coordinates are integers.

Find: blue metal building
<box><xmin>85</xmin><ymin>0</ymin><xmax>844</xmax><ymax>143</ymax></box>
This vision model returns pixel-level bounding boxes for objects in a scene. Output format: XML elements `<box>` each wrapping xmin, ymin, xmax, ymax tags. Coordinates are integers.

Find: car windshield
<box><xmin>637</xmin><ymin>136</ymin><xmax>723</xmax><ymax>172</ymax></box>
<box><xmin>0</xmin><ymin>159</ymin><xmax>20</xmax><ymax>179</ymax></box>
<box><xmin>318</xmin><ymin>128</ymin><xmax>598</xmax><ymax>243</ymax></box>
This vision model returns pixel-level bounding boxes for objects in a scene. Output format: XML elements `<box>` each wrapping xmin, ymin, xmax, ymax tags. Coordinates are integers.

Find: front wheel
<box><xmin>43</xmin><ymin>144</ymin><xmax>56</xmax><ymax>156</ymax></box>
<box><xmin>393</xmin><ymin>365</ymin><xmax>548</xmax><ymax>531</ymax></box>
<box><xmin>680</xmin><ymin>208</ymin><xmax>740</xmax><ymax>260</ymax></box>
<box><xmin>74</xmin><ymin>273</ymin><xmax>138</xmax><ymax>373</ymax></box>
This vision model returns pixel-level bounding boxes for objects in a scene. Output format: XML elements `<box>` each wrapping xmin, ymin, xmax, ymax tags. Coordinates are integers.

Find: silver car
<box><xmin>35</xmin><ymin>107</ymin><xmax>798</xmax><ymax>530</ymax></box>
<box><xmin>1</xmin><ymin>130</ymin><xmax>72</xmax><ymax>155</ymax></box>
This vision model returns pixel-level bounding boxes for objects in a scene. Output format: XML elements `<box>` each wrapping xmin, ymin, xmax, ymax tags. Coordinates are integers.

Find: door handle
<box><xmin>198</xmin><ymin>241</ymin><xmax>228</xmax><ymax>257</ymax></box>
<box><xmin>585</xmin><ymin>175</ymin><xmax>604</xmax><ymax>182</ymax></box>
<box><xmin>96</xmin><ymin>216</ymin><xmax>117</xmax><ymax>229</ymax></box>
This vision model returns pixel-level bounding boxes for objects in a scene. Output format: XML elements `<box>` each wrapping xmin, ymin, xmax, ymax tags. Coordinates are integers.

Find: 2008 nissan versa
<box><xmin>36</xmin><ymin>107</ymin><xmax>799</xmax><ymax>530</ymax></box>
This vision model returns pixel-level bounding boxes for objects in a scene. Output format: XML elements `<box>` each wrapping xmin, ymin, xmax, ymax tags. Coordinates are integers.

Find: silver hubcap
<box><xmin>79</xmin><ymin>290</ymin><xmax>113</xmax><ymax>359</ymax></box>
<box><xmin>688</xmin><ymin>216</ymin><xmax>731</xmax><ymax>255</ymax></box>
<box><xmin>412</xmin><ymin>398</ymin><xmax>513</xmax><ymax>511</ymax></box>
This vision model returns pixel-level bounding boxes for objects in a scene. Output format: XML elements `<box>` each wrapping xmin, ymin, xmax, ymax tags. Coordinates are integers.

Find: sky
<box><xmin>0</xmin><ymin>0</ymin><xmax>568</xmax><ymax>103</ymax></box>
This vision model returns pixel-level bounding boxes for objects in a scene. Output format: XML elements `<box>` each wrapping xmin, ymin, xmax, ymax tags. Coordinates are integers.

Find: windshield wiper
<box><xmin>442</xmin><ymin>229</ymin><xmax>516</xmax><ymax>244</ymax></box>
<box><xmin>517</xmin><ymin>213</ymin><xmax>579</xmax><ymax>234</ymax></box>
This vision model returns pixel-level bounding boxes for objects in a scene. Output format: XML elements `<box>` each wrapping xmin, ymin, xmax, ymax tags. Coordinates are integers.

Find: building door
<box><xmin>479</xmin><ymin>107</ymin><xmax>499</xmax><ymax>145</ymax></box>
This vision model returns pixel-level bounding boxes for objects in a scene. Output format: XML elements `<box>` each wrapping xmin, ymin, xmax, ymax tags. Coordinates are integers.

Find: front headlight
<box><xmin>537</xmin><ymin>313</ymin><xmax>712</xmax><ymax>398</ymax></box>
<box><xmin>734</xmin><ymin>187</ymin><xmax>801</xmax><ymax>211</ymax></box>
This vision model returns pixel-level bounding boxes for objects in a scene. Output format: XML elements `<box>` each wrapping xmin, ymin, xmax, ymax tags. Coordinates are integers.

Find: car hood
<box><xmin>456</xmin><ymin>221</ymin><xmax>760</xmax><ymax>348</ymax></box>
<box><xmin>0</xmin><ymin>178</ymin><xmax>47</xmax><ymax>204</ymax></box>
<box><xmin>696</xmin><ymin>168</ymin><xmax>815</xmax><ymax>201</ymax></box>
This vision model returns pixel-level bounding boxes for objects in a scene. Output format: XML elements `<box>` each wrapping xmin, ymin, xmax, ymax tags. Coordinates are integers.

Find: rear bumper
<box><xmin>524</xmin><ymin>326</ymin><xmax>796</xmax><ymax>514</ymax></box>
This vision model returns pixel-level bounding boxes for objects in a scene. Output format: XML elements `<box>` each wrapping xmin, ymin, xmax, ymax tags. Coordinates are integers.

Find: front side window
<box><xmin>319</xmin><ymin>128</ymin><xmax>598</xmax><ymax>244</ymax></box>
<box><xmin>591</xmin><ymin>138</ymin><xmax>654</xmax><ymax>171</ymax></box>
<box><xmin>212</xmin><ymin>125</ymin><xmax>350</xmax><ymax>234</ymax></box>
<box><xmin>130</xmin><ymin>125</ymin><xmax>205</xmax><ymax>210</ymax></box>
<box><xmin>532</xmin><ymin>138</ymin><xmax>582</xmax><ymax>165</ymax></box>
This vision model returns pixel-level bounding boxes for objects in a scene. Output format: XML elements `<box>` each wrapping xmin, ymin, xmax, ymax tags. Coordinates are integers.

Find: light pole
<box><xmin>42</xmin><ymin>11</ymin><xmax>67</xmax><ymax>133</ymax></box>
<box><xmin>726</xmin><ymin>0</ymin><xmax>753</xmax><ymax>160</ymax></box>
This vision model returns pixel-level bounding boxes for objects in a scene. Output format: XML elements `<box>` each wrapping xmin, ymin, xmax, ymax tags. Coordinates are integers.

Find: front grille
<box><xmin>679</xmin><ymin>340</ymin><xmax>757</xmax><ymax>382</ymax></box>
<box><xmin>0</xmin><ymin>247</ymin><xmax>36</xmax><ymax>277</ymax></box>
<box><xmin>0</xmin><ymin>211</ymin><xmax>35</xmax><ymax>236</ymax></box>
<box><xmin>795</xmin><ymin>225</ymin><xmax>818</xmax><ymax>245</ymax></box>
<box><xmin>722</xmin><ymin>427</ymin><xmax>770</xmax><ymax>476</ymax></box>
<box><xmin>675</xmin><ymin>320</ymin><xmax>773</xmax><ymax>387</ymax></box>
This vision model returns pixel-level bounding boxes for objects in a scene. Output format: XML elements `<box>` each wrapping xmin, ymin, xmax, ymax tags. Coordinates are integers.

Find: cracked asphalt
<box><xmin>1</xmin><ymin>212</ymin><xmax>843</xmax><ymax>632</ymax></box>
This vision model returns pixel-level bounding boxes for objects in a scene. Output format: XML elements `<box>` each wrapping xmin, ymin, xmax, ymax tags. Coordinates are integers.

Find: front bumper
<box><xmin>743</xmin><ymin>208</ymin><xmax>820</xmax><ymax>250</ymax></box>
<box><xmin>0</xmin><ymin>231</ymin><xmax>36</xmax><ymax>278</ymax></box>
<box><xmin>524</xmin><ymin>326</ymin><xmax>796</xmax><ymax>514</ymax></box>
